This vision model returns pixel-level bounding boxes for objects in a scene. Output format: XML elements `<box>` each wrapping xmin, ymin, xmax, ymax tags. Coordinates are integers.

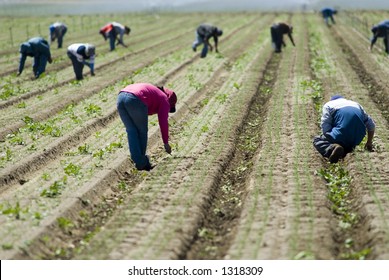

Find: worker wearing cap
<box><xmin>49</xmin><ymin>22</ymin><xmax>67</xmax><ymax>48</ymax></box>
<box><xmin>67</xmin><ymin>43</ymin><xmax>95</xmax><ymax>80</ymax></box>
<box><xmin>370</xmin><ymin>20</ymin><xmax>389</xmax><ymax>54</ymax></box>
<box><xmin>313</xmin><ymin>95</ymin><xmax>375</xmax><ymax>163</ymax></box>
<box><xmin>99</xmin><ymin>22</ymin><xmax>131</xmax><ymax>51</ymax></box>
<box><xmin>321</xmin><ymin>8</ymin><xmax>337</xmax><ymax>26</ymax></box>
<box><xmin>192</xmin><ymin>23</ymin><xmax>223</xmax><ymax>58</ymax></box>
<box><xmin>17</xmin><ymin>37</ymin><xmax>53</xmax><ymax>79</ymax></box>
<box><xmin>117</xmin><ymin>83</ymin><xmax>177</xmax><ymax>171</ymax></box>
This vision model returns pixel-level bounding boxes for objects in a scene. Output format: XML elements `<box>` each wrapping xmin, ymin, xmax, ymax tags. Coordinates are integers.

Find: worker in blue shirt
<box><xmin>17</xmin><ymin>37</ymin><xmax>52</xmax><ymax>79</ymax></box>
<box><xmin>370</xmin><ymin>20</ymin><xmax>389</xmax><ymax>54</ymax></box>
<box><xmin>192</xmin><ymin>23</ymin><xmax>223</xmax><ymax>58</ymax></box>
<box><xmin>313</xmin><ymin>95</ymin><xmax>375</xmax><ymax>163</ymax></box>
<box><xmin>49</xmin><ymin>22</ymin><xmax>67</xmax><ymax>48</ymax></box>
<box><xmin>321</xmin><ymin>8</ymin><xmax>337</xmax><ymax>26</ymax></box>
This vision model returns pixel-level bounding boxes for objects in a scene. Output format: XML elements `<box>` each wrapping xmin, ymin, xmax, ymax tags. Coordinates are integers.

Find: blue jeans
<box><xmin>192</xmin><ymin>32</ymin><xmax>208</xmax><ymax>58</ymax></box>
<box><xmin>117</xmin><ymin>91</ymin><xmax>150</xmax><ymax>169</ymax></box>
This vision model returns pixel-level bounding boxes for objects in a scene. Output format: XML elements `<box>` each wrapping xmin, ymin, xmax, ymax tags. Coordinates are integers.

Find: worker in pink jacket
<box><xmin>117</xmin><ymin>83</ymin><xmax>177</xmax><ymax>171</ymax></box>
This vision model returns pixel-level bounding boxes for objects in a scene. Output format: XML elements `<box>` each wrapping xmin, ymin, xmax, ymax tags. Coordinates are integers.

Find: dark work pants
<box><xmin>67</xmin><ymin>51</ymin><xmax>84</xmax><ymax>80</ymax></box>
<box><xmin>108</xmin><ymin>30</ymin><xmax>117</xmax><ymax>51</ymax></box>
<box><xmin>32</xmin><ymin>54</ymin><xmax>48</xmax><ymax>78</ymax></box>
<box><xmin>313</xmin><ymin>134</ymin><xmax>353</xmax><ymax>158</ymax></box>
<box><xmin>383</xmin><ymin>36</ymin><xmax>389</xmax><ymax>54</ymax></box>
<box><xmin>57</xmin><ymin>27</ymin><xmax>67</xmax><ymax>48</ymax></box>
<box><xmin>270</xmin><ymin>26</ymin><xmax>283</xmax><ymax>53</ymax></box>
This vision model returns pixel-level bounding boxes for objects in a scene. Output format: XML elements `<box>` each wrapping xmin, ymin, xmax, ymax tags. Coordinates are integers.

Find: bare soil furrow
<box><xmin>184</xmin><ymin>56</ymin><xmax>278</xmax><ymax>259</ymax></box>
<box><xmin>227</xmin><ymin>15</ymin><xmax>333</xmax><ymax>260</ymax></box>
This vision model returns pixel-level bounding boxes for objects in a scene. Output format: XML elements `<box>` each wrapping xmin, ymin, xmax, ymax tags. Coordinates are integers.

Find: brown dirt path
<box><xmin>226</xmin><ymin>15</ymin><xmax>334</xmax><ymax>260</ymax></box>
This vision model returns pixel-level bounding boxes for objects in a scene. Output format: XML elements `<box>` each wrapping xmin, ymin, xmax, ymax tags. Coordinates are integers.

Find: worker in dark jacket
<box><xmin>313</xmin><ymin>95</ymin><xmax>375</xmax><ymax>163</ymax></box>
<box><xmin>67</xmin><ymin>43</ymin><xmax>95</xmax><ymax>80</ymax></box>
<box><xmin>49</xmin><ymin>22</ymin><xmax>67</xmax><ymax>48</ymax></box>
<box><xmin>270</xmin><ymin>23</ymin><xmax>295</xmax><ymax>53</ymax></box>
<box><xmin>321</xmin><ymin>8</ymin><xmax>337</xmax><ymax>26</ymax></box>
<box><xmin>99</xmin><ymin>22</ymin><xmax>131</xmax><ymax>51</ymax></box>
<box><xmin>17</xmin><ymin>37</ymin><xmax>52</xmax><ymax>79</ymax></box>
<box><xmin>370</xmin><ymin>20</ymin><xmax>389</xmax><ymax>54</ymax></box>
<box><xmin>192</xmin><ymin>23</ymin><xmax>223</xmax><ymax>58</ymax></box>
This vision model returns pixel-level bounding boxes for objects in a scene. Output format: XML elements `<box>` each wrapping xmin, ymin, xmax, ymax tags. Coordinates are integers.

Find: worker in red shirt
<box><xmin>117</xmin><ymin>83</ymin><xmax>177</xmax><ymax>171</ymax></box>
<box><xmin>99</xmin><ymin>22</ymin><xmax>131</xmax><ymax>51</ymax></box>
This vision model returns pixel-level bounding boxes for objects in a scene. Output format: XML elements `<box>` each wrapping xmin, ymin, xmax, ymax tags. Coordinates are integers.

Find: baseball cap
<box><xmin>164</xmin><ymin>88</ymin><xmax>177</xmax><ymax>113</ymax></box>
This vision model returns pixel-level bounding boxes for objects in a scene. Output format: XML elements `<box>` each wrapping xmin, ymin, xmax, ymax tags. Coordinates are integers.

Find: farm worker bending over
<box><xmin>370</xmin><ymin>20</ymin><xmax>389</xmax><ymax>54</ymax></box>
<box><xmin>17</xmin><ymin>37</ymin><xmax>52</xmax><ymax>79</ymax></box>
<box><xmin>99</xmin><ymin>22</ymin><xmax>131</xmax><ymax>51</ymax></box>
<box><xmin>192</xmin><ymin>23</ymin><xmax>223</xmax><ymax>58</ymax></box>
<box><xmin>270</xmin><ymin>22</ymin><xmax>295</xmax><ymax>53</ymax></box>
<box><xmin>117</xmin><ymin>83</ymin><xmax>177</xmax><ymax>171</ymax></box>
<box><xmin>321</xmin><ymin>7</ymin><xmax>337</xmax><ymax>26</ymax></box>
<box><xmin>67</xmin><ymin>43</ymin><xmax>95</xmax><ymax>80</ymax></box>
<box><xmin>313</xmin><ymin>95</ymin><xmax>375</xmax><ymax>163</ymax></box>
<box><xmin>49</xmin><ymin>22</ymin><xmax>67</xmax><ymax>48</ymax></box>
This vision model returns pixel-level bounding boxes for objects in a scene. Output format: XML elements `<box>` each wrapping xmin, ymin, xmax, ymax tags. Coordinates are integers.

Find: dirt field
<box><xmin>1</xmin><ymin>12</ymin><xmax>389</xmax><ymax>260</ymax></box>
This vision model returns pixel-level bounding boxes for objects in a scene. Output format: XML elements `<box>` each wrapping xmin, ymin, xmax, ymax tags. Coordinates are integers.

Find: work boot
<box><xmin>329</xmin><ymin>144</ymin><xmax>344</xmax><ymax>163</ymax></box>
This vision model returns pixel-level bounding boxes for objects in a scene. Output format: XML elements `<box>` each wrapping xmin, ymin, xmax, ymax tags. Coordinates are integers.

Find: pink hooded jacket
<box><xmin>120</xmin><ymin>83</ymin><xmax>177</xmax><ymax>144</ymax></box>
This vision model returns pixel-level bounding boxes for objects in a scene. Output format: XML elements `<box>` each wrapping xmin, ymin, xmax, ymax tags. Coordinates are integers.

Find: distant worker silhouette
<box><xmin>321</xmin><ymin>8</ymin><xmax>337</xmax><ymax>26</ymax></box>
<box><xmin>67</xmin><ymin>43</ymin><xmax>95</xmax><ymax>80</ymax></box>
<box><xmin>270</xmin><ymin>22</ymin><xmax>295</xmax><ymax>53</ymax></box>
<box><xmin>49</xmin><ymin>22</ymin><xmax>67</xmax><ymax>48</ymax></box>
<box><xmin>192</xmin><ymin>23</ymin><xmax>223</xmax><ymax>58</ymax></box>
<box><xmin>313</xmin><ymin>95</ymin><xmax>375</xmax><ymax>163</ymax></box>
<box><xmin>370</xmin><ymin>20</ymin><xmax>389</xmax><ymax>54</ymax></box>
<box><xmin>17</xmin><ymin>37</ymin><xmax>52</xmax><ymax>79</ymax></box>
<box><xmin>99</xmin><ymin>22</ymin><xmax>131</xmax><ymax>51</ymax></box>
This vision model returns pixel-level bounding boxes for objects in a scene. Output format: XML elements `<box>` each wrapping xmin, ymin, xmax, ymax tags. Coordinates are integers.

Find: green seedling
<box><xmin>40</xmin><ymin>176</ymin><xmax>68</xmax><ymax>198</ymax></box>
<box><xmin>41</xmin><ymin>173</ymin><xmax>51</xmax><ymax>181</ymax></box>
<box><xmin>7</xmin><ymin>134</ymin><xmax>25</xmax><ymax>145</ymax></box>
<box><xmin>57</xmin><ymin>217</ymin><xmax>74</xmax><ymax>230</ymax></box>
<box><xmin>16</xmin><ymin>102</ymin><xmax>26</xmax><ymax>108</ymax></box>
<box><xmin>216</xmin><ymin>93</ymin><xmax>228</xmax><ymax>103</ymax></box>
<box><xmin>84</xmin><ymin>103</ymin><xmax>102</xmax><ymax>116</ymax></box>
<box><xmin>63</xmin><ymin>162</ymin><xmax>82</xmax><ymax>177</ymax></box>
<box><xmin>233</xmin><ymin>82</ymin><xmax>241</xmax><ymax>90</ymax></box>
<box><xmin>2</xmin><ymin>201</ymin><xmax>28</xmax><ymax>220</ymax></box>
<box><xmin>2</xmin><ymin>244</ymin><xmax>13</xmax><ymax>250</ymax></box>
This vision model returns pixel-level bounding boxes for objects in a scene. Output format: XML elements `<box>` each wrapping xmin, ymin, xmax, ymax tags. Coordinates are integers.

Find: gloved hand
<box><xmin>164</xmin><ymin>143</ymin><xmax>172</xmax><ymax>154</ymax></box>
<box><xmin>48</xmin><ymin>57</ymin><xmax>53</xmax><ymax>64</ymax></box>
